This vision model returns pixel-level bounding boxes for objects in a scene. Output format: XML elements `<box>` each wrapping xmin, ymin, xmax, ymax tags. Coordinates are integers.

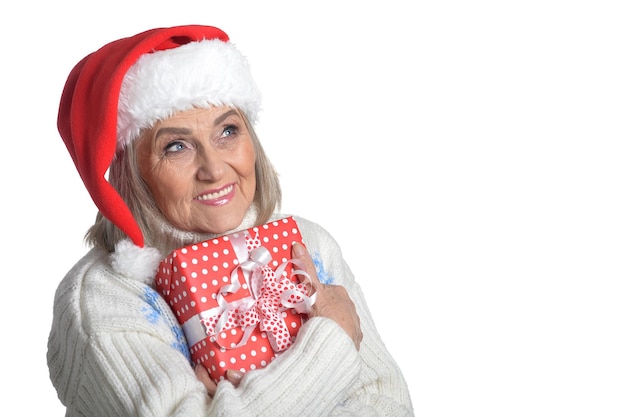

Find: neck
<box><xmin>150</xmin><ymin>205</ymin><xmax>260</xmax><ymax>255</ymax></box>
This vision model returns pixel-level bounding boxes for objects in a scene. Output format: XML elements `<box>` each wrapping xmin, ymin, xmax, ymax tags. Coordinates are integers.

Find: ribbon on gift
<box><xmin>181</xmin><ymin>229</ymin><xmax>317</xmax><ymax>352</ymax></box>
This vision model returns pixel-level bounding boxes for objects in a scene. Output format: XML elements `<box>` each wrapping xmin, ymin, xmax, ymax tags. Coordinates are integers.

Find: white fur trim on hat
<box><xmin>117</xmin><ymin>39</ymin><xmax>262</xmax><ymax>149</ymax></box>
<box><xmin>111</xmin><ymin>239</ymin><xmax>163</xmax><ymax>284</ymax></box>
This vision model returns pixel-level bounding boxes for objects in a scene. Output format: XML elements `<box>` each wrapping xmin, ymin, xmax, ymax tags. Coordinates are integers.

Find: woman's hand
<box><xmin>195</xmin><ymin>241</ymin><xmax>361</xmax><ymax>396</ymax></box>
<box><xmin>292</xmin><ymin>242</ymin><xmax>362</xmax><ymax>349</ymax></box>
<box><xmin>195</xmin><ymin>365</ymin><xmax>244</xmax><ymax>397</ymax></box>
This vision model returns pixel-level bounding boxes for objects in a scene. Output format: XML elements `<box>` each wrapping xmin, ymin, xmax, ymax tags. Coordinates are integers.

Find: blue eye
<box><xmin>222</xmin><ymin>125</ymin><xmax>238</xmax><ymax>137</ymax></box>
<box><xmin>165</xmin><ymin>141</ymin><xmax>185</xmax><ymax>153</ymax></box>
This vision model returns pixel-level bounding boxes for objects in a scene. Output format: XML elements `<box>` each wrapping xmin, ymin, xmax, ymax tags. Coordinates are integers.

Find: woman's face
<box><xmin>137</xmin><ymin>106</ymin><xmax>256</xmax><ymax>235</ymax></box>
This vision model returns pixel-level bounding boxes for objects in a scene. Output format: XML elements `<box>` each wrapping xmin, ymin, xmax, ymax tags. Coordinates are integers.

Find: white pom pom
<box><xmin>110</xmin><ymin>239</ymin><xmax>162</xmax><ymax>284</ymax></box>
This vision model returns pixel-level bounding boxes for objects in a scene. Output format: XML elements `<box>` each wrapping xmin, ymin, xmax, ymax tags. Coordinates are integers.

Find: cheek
<box><xmin>240</xmin><ymin>144</ymin><xmax>257</xmax><ymax>177</ymax></box>
<box><xmin>143</xmin><ymin>164</ymin><xmax>190</xmax><ymax>206</ymax></box>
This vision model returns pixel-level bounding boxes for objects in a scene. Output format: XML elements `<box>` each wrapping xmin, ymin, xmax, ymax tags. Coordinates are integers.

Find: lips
<box><xmin>195</xmin><ymin>184</ymin><xmax>235</xmax><ymax>205</ymax></box>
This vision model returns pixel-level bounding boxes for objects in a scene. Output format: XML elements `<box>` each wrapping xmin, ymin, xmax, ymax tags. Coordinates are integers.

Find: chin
<box><xmin>204</xmin><ymin>216</ymin><xmax>244</xmax><ymax>235</ymax></box>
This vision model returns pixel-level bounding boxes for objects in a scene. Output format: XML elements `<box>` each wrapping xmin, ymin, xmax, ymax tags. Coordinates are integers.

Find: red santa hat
<box><xmin>58</xmin><ymin>25</ymin><xmax>261</xmax><ymax>248</ymax></box>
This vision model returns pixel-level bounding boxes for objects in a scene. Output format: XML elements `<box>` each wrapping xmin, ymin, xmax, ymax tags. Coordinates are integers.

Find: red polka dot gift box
<box><xmin>154</xmin><ymin>217</ymin><xmax>316</xmax><ymax>384</ymax></box>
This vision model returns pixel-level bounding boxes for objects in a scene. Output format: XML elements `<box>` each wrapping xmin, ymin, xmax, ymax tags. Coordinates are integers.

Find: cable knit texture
<box><xmin>47</xmin><ymin>214</ymin><xmax>414</xmax><ymax>416</ymax></box>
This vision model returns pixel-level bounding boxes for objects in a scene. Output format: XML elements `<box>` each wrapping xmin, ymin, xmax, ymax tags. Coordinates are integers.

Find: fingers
<box><xmin>291</xmin><ymin>242</ymin><xmax>362</xmax><ymax>349</ymax></box>
<box><xmin>195</xmin><ymin>365</ymin><xmax>244</xmax><ymax>397</ymax></box>
<box><xmin>291</xmin><ymin>242</ymin><xmax>313</xmax><ymax>275</ymax></box>
<box><xmin>291</xmin><ymin>242</ymin><xmax>321</xmax><ymax>291</ymax></box>
<box><xmin>195</xmin><ymin>364</ymin><xmax>217</xmax><ymax>397</ymax></box>
<box><xmin>225</xmin><ymin>369</ymin><xmax>244</xmax><ymax>387</ymax></box>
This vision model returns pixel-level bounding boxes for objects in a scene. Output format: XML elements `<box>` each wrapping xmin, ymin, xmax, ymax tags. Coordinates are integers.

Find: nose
<box><xmin>196</xmin><ymin>146</ymin><xmax>226</xmax><ymax>182</ymax></box>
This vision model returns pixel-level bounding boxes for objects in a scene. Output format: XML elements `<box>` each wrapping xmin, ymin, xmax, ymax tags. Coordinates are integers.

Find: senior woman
<box><xmin>47</xmin><ymin>25</ymin><xmax>414</xmax><ymax>416</ymax></box>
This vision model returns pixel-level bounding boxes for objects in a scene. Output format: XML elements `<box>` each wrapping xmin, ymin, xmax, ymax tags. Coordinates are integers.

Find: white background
<box><xmin>2</xmin><ymin>1</ymin><xmax>625</xmax><ymax>415</ymax></box>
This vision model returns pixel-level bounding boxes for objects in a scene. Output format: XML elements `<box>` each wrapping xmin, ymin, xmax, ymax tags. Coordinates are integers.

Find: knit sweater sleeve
<box><xmin>292</xmin><ymin>216</ymin><xmax>414</xmax><ymax>415</ymax></box>
<box><xmin>47</xmin><ymin>218</ymin><xmax>414</xmax><ymax>416</ymax></box>
<box><xmin>210</xmin><ymin>215</ymin><xmax>414</xmax><ymax>416</ymax></box>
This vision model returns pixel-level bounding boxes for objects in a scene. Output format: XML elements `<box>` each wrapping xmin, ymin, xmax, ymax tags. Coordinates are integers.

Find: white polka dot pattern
<box><xmin>154</xmin><ymin>217</ymin><xmax>308</xmax><ymax>383</ymax></box>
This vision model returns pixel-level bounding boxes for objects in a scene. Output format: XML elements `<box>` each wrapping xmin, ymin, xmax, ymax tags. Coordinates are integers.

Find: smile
<box><xmin>195</xmin><ymin>184</ymin><xmax>234</xmax><ymax>201</ymax></box>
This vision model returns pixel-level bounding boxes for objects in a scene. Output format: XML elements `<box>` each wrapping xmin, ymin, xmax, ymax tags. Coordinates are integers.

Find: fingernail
<box><xmin>293</xmin><ymin>242</ymin><xmax>305</xmax><ymax>256</ymax></box>
<box><xmin>226</xmin><ymin>369</ymin><xmax>243</xmax><ymax>383</ymax></box>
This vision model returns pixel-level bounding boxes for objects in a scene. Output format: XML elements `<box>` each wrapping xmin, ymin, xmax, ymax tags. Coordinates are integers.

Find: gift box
<box><xmin>154</xmin><ymin>216</ymin><xmax>314</xmax><ymax>383</ymax></box>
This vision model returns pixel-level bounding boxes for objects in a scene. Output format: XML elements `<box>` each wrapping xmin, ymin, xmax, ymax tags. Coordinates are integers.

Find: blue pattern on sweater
<box><xmin>141</xmin><ymin>287</ymin><xmax>191</xmax><ymax>361</ymax></box>
<box><xmin>312</xmin><ymin>251</ymin><xmax>335</xmax><ymax>284</ymax></box>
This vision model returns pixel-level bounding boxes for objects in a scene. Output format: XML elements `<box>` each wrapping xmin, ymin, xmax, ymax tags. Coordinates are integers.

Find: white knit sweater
<box><xmin>47</xmin><ymin>215</ymin><xmax>414</xmax><ymax>416</ymax></box>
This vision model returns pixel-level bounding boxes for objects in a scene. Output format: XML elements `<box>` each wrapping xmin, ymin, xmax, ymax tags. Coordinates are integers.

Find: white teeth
<box><xmin>196</xmin><ymin>185</ymin><xmax>233</xmax><ymax>200</ymax></box>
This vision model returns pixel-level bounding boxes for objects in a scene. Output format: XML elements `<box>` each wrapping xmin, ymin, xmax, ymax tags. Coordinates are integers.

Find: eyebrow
<box><xmin>154</xmin><ymin>109</ymin><xmax>240</xmax><ymax>140</ymax></box>
<box><xmin>154</xmin><ymin>127</ymin><xmax>192</xmax><ymax>140</ymax></box>
<box><xmin>213</xmin><ymin>109</ymin><xmax>240</xmax><ymax>126</ymax></box>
